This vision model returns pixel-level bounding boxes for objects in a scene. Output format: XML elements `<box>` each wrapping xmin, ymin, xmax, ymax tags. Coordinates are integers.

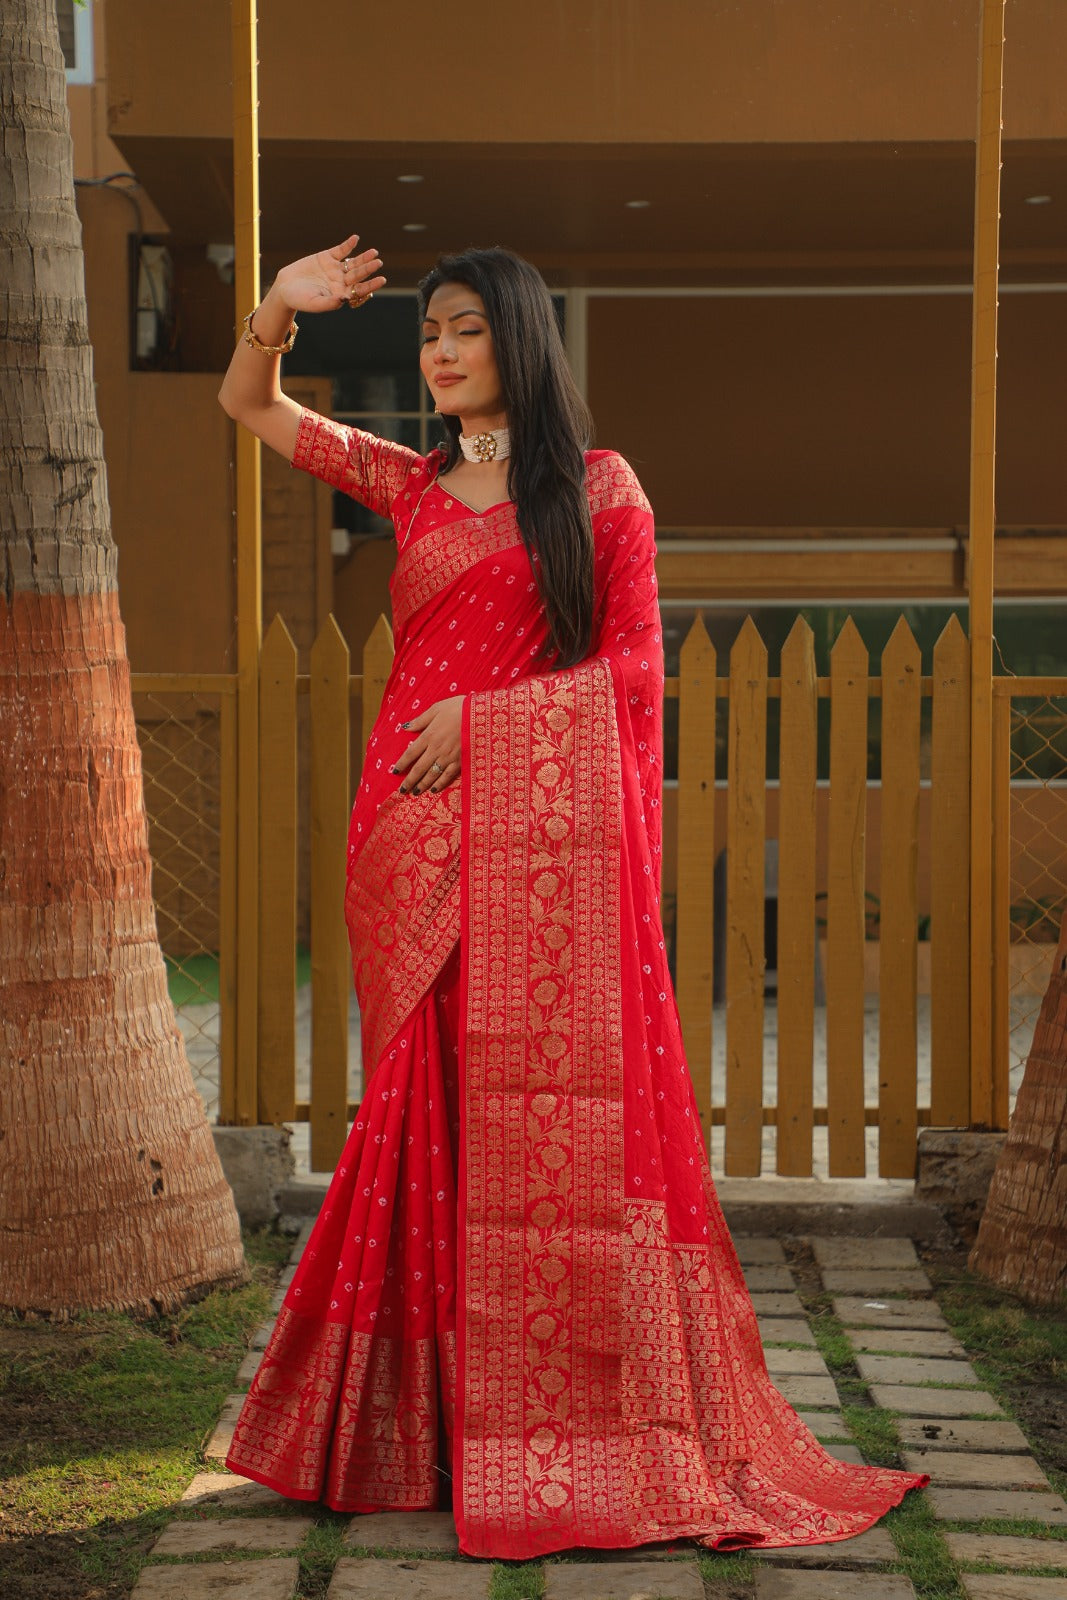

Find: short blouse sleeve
<box><xmin>290</xmin><ymin>406</ymin><xmax>422</xmax><ymax>522</ymax></box>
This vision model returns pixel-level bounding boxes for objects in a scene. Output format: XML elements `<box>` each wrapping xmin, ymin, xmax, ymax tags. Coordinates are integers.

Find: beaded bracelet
<box><xmin>241</xmin><ymin>308</ymin><xmax>298</xmax><ymax>354</ymax></box>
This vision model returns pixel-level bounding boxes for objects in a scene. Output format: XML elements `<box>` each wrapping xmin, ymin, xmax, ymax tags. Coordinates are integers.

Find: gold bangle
<box><xmin>241</xmin><ymin>308</ymin><xmax>298</xmax><ymax>354</ymax></box>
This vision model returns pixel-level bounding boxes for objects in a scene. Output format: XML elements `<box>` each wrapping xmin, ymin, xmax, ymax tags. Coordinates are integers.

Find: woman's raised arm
<box><xmin>218</xmin><ymin>234</ymin><xmax>385</xmax><ymax>461</ymax></box>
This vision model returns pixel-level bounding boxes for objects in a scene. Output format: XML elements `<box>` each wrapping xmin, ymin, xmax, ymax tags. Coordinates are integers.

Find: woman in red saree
<box><xmin>219</xmin><ymin>238</ymin><xmax>925</xmax><ymax>1558</ymax></box>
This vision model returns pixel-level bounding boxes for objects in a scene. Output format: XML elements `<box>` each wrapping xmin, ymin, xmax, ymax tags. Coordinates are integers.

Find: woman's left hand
<box><xmin>393</xmin><ymin>696</ymin><xmax>465</xmax><ymax>794</ymax></box>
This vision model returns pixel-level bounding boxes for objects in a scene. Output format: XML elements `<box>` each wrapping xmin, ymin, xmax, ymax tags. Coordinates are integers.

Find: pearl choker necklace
<box><xmin>459</xmin><ymin>427</ymin><xmax>511</xmax><ymax>463</ymax></box>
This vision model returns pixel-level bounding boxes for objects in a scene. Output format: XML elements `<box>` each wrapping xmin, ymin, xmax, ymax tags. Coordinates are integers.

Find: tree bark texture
<box><xmin>0</xmin><ymin>0</ymin><xmax>246</xmax><ymax>1314</ymax></box>
<box><xmin>969</xmin><ymin>909</ymin><xmax>1067</xmax><ymax>1307</ymax></box>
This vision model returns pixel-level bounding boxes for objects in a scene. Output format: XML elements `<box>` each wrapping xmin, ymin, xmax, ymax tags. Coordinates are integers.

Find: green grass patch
<box><xmin>0</xmin><ymin>1228</ymin><xmax>291</xmax><ymax>1597</ymax></box>
<box><xmin>883</xmin><ymin>1490</ymin><xmax>967</xmax><ymax>1600</ymax></box>
<box><xmin>941</xmin><ymin>1517</ymin><xmax>1067</xmax><ymax>1539</ymax></box>
<box><xmin>166</xmin><ymin>946</ymin><xmax>312</xmax><ymax>1007</ymax></box>
<box><xmin>840</xmin><ymin>1403</ymin><xmax>901</xmax><ymax>1470</ymax></box>
<box><xmin>164</xmin><ymin>951</ymin><xmax>221</xmax><ymax>1006</ymax></box>
<box><xmin>697</xmin><ymin>1548</ymin><xmax>755</xmax><ymax>1593</ymax></box>
<box><xmin>490</xmin><ymin>1559</ymin><xmax>547</xmax><ymax>1599</ymax></box>
<box><xmin>926</xmin><ymin>1257</ymin><xmax>1067</xmax><ymax>1492</ymax></box>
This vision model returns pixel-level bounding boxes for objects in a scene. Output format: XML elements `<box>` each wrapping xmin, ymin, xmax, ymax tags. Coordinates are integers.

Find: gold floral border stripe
<box><xmin>392</xmin><ymin>503</ymin><xmax>522</xmax><ymax>634</ymax></box>
<box><xmin>391</xmin><ymin>454</ymin><xmax>650</xmax><ymax>633</ymax></box>
<box><xmin>460</xmin><ymin>661</ymin><xmax>624</xmax><ymax>1553</ymax></box>
<box><xmin>346</xmin><ymin>787</ymin><xmax>462</xmax><ymax>1067</ymax></box>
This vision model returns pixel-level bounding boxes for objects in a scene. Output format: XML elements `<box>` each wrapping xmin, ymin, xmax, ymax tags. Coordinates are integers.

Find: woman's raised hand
<box><xmin>271</xmin><ymin>235</ymin><xmax>386</xmax><ymax>314</ymax></box>
<box><xmin>392</xmin><ymin>696</ymin><xmax>466</xmax><ymax>795</ymax></box>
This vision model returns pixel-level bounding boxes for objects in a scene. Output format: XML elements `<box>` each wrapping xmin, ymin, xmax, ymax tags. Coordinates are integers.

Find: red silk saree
<box><xmin>226</xmin><ymin>410</ymin><xmax>925</xmax><ymax>1557</ymax></box>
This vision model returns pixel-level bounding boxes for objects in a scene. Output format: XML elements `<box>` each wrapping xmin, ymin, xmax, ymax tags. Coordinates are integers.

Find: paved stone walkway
<box><xmin>132</xmin><ymin>1228</ymin><xmax>1067</xmax><ymax>1599</ymax></box>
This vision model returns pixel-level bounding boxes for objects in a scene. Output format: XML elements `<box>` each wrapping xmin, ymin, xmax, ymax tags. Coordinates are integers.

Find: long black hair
<box><xmin>417</xmin><ymin>248</ymin><xmax>595</xmax><ymax>669</ymax></box>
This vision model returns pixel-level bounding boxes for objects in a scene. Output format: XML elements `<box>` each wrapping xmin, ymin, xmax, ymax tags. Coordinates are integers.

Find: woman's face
<box><xmin>420</xmin><ymin>282</ymin><xmax>507</xmax><ymax>431</ymax></box>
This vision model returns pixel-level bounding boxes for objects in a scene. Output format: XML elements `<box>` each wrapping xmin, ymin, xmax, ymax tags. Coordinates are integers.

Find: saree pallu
<box><xmin>226</xmin><ymin>424</ymin><xmax>925</xmax><ymax>1556</ymax></box>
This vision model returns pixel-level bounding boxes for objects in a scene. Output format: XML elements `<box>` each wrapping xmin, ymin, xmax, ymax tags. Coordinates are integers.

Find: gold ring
<box><xmin>348</xmin><ymin>291</ymin><xmax>370</xmax><ymax>309</ymax></box>
<box><xmin>430</xmin><ymin>760</ymin><xmax>443</xmax><ymax>774</ymax></box>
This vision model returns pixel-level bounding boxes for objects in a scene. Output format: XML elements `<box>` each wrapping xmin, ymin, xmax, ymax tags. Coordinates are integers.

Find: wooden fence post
<box><xmin>258</xmin><ymin>615</ymin><xmax>298</xmax><ymax>1125</ymax></box>
<box><xmin>362</xmin><ymin>613</ymin><xmax>395</xmax><ymax>759</ymax></box>
<box><xmin>879</xmin><ymin>618</ymin><xmax>922</xmax><ymax>1177</ymax></box>
<box><xmin>826</xmin><ymin>617</ymin><xmax>869</xmax><ymax>1176</ymax></box>
<box><xmin>725</xmin><ymin>617</ymin><xmax>767</xmax><ymax>1176</ymax></box>
<box><xmin>310</xmin><ymin>617</ymin><xmax>351</xmax><ymax>1171</ymax></box>
<box><xmin>676</xmin><ymin>616</ymin><xmax>717</xmax><ymax>1134</ymax></box>
<box><xmin>930</xmin><ymin>616</ymin><xmax>971</xmax><ymax>1125</ymax></box>
<box><xmin>777</xmin><ymin>618</ymin><xmax>818</xmax><ymax>1176</ymax></box>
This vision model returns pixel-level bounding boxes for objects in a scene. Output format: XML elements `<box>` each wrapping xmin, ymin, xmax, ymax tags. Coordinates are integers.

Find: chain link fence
<box><xmin>1006</xmin><ymin>693</ymin><xmax>1067</xmax><ymax>1096</ymax></box>
<box><xmin>132</xmin><ymin>688</ymin><xmax>227</xmax><ymax>1119</ymax></box>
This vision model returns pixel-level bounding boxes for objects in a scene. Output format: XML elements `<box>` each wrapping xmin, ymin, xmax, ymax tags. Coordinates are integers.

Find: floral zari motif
<box><xmin>459</xmin><ymin>661</ymin><xmax>625</xmax><ymax>1554</ymax></box>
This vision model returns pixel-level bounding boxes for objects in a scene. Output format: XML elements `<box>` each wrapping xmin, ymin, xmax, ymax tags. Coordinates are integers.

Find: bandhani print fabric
<box><xmin>226</xmin><ymin>408</ymin><xmax>926</xmax><ymax>1557</ymax></box>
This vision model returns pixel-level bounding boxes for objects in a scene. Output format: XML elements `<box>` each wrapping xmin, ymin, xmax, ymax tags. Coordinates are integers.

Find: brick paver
<box><xmin>926</xmin><ymin>1486</ymin><xmax>1067</xmax><ymax>1524</ymax></box>
<box><xmin>902</xmin><ymin>1450</ymin><xmax>1051</xmax><ymax>1489</ymax></box>
<box><xmin>895</xmin><ymin>1417</ymin><xmax>1030</xmax><ymax>1453</ymax></box>
<box><xmin>764</xmin><ymin>1348</ymin><xmax>831</xmax><ymax>1376</ymax></box>
<box><xmin>251</xmin><ymin>1321</ymin><xmax>275</xmax><ymax>1351</ymax></box>
<box><xmin>844</xmin><ymin>1327</ymin><xmax>966</xmax><ymax>1358</ymax></box>
<box><xmin>825</xmin><ymin>1443</ymin><xmax>865</xmax><ymax>1465</ymax></box>
<box><xmin>773</xmin><ymin>1374</ymin><xmax>840</xmax><ymax>1408</ymax></box>
<box><xmin>756</xmin><ymin>1524</ymin><xmax>896</xmax><ymax>1566</ymax></box>
<box><xmin>204</xmin><ymin>1394</ymin><xmax>247</xmax><ymax>1460</ymax></box>
<box><xmin>237</xmin><ymin>1349</ymin><xmax>263</xmax><ymax>1386</ymax></box>
<box><xmin>855</xmin><ymin>1353</ymin><xmax>981</xmax><ymax>1388</ymax></box>
<box><xmin>820</xmin><ymin>1267</ymin><xmax>933</xmax><ymax>1294</ymax></box>
<box><xmin>131</xmin><ymin>1560</ymin><xmax>300</xmax><ymax>1598</ymax></box>
<box><xmin>754</xmin><ymin>1573</ymin><xmax>917</xmax><ymax>1599</ymax></box>
<box><xmin>759</xmin><ymin>1318</ymin><xmax>818</xmax><ymax>1346</ymax></box>
<box><xmin>543</xmin><ymin>1561</ymin><xmax>704</xmax><ymax>1599</ymax></box>
<box><xmin>750</xmin><ymin>1292</ymin><xmax>808</xmax><ymax>1318</ymax></box>
<box><xmin>808</xmin><ymin>1237</ymin><xmax>919</xmax><ymax>1269</ymax></box>
<box><xmin>343</xmin><ymin>1511</ymin><xmax>459</xmax><ymax>1553</ymax></box>
<box><xmin>744</xmin><ymin>1265</ymin><xmax>797</xmax><ymax>1291</ymax></box>
<box><xmin>180</xmin><ymin>1471</ymin><xmax>301</xmax><ymax>1510</ymax></box>
<box><xmin>151</xmin><ymin>1516</ymin><xmax>313</xmax><ymax>1555</ymax></box>
<box><xmin>960</xmin><ymin>1579</ymin><xmax>1067</xmax><ymax>1599</ymax></box>
<box><xmin>327</xmin><ymin>1559</ymin><xmax>492</xmax><ymax>1598</ymax></box>
<box><xmin>869</xmin><ymin>1383</ymin><xmax>1004</xmax><ymax>1416</ymax></box>
<box><xmin>796</xmin><ymin>1411</ymin><xmax>848</xmax><ymax>1438</ymax></box>
<box><xmin>943</xmin><ymin>1532</ymin><xmax>1067</xmax><ymax>1571</ymax></box>
<box><xmin>832</xmin><ymin>1297</ymin><xmax>949</xmax><ymax>1331</ymax></box>
<box><xmin>735</xmin><ymin>1237</ymin><xmax>788</xmax><ymax>1264</ymax></box>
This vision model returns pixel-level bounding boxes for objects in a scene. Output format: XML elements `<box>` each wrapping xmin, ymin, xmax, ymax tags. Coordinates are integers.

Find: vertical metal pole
<box><xmin>231</xmin><ymin>0</ymin><xmax>261</xmax><ymax>1125</ymax></box>
<box><xmin>968</xmin><ymin>0</ymin><xmax>1006</xmax><ymax>1130</ymax></box>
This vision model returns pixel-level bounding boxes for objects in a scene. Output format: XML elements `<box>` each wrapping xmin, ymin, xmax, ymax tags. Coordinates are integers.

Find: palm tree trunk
<box><xmin>0</xmin><ymin>0</ymin><xmax>246</xmax><ymax>1314</ymax></box>
<box><xmin>969</xmin><ymin>909</ymin><xmax>1067</xmax><ymax>1307</ymax></box>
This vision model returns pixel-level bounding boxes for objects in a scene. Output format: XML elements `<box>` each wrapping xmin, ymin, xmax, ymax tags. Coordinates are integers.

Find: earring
<box><xmin>433</xmin><ymin>402</ymin><xmax>440</xmax><ymax>415</ymax></box>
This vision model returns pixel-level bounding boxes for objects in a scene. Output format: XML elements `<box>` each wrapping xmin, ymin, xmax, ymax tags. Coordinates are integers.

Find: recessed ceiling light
<box><xmin>398</xmin><ymin>174</ymin><xmax>424</xmax><ymax>184</ymax></box>
<box><xmin>1025</xmin><ymin>194</ymin><xmax>1052</xmax><ymax>205</ymax></box>
<box><xmin>625</xmin><ymin>199</ymin><xmax>651</xmax><ymax>209</ymax></box>
<box><xmin>402</xmin><ymin>222</ymin><xmax>427</xmax><ymax>232</ymax></box>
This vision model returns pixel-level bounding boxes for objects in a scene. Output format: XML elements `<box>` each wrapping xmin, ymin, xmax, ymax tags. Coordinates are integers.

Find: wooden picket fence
<box><xmin>249</xmin><ymin>609</ymin><xmax>980</xmax><ymax>1179</ymax></box>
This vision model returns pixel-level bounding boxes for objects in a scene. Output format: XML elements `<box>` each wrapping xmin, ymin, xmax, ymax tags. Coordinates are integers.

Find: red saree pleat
<box><xmin>226</xmin><ymin>950</ymin><xmax>462</xmax><ymax>1509</ymax></box>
